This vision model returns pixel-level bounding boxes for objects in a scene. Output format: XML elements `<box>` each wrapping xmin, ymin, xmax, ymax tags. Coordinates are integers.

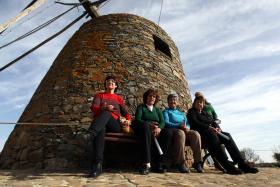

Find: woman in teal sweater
<box><xmin>163</xmin><ymin>94</ymin><xmax>203</xmax><ymax>173</ymax></box>
<box><xmin>133</xmin><ymin>89</ymin><xmax>172</xmax><ymax>175</ymax></box>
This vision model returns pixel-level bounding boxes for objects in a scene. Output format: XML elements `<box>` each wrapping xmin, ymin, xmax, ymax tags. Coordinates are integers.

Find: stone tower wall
<box><xmin>0</xmin><ymin>14</ymin><xmax>192</xmax><ymax>169</ymax></box>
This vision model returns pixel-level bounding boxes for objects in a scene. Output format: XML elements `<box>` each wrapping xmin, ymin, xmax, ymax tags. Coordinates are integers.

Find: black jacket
<box><xmin>187</xmin><ymin>108</ymin><xmax>215</xmax><ymax>132</ymax></box>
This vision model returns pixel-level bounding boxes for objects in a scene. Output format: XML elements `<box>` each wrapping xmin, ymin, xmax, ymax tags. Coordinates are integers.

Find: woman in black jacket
<box><xmin>187</xmin><ymin>96</ymin><xmax>258</xmax><ymax>175</ymax></box>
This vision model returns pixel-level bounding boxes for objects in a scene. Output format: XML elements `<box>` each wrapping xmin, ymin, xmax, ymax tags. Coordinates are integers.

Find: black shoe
<box><xmin>156</xmin><ymin>163</ymin><xmax>167</xmax><ymax>173</ymax></box>
<box><xmin>224</xmin><ymin>162</ymin><xmax>243</xmax><ymax>175</ymax></box>
<box><xmin>226</xmin><ymin>167</ymin><xmax>243</xmax><ymax>175</ymax></box>
<box><xmin>178</xmin><ymin>163</ymin><xmax>190</xmax><ymax>173</ymax></box>
<box><xmin>90</xmin><ymin>162</ymin><xmax>102</xmax><ymax>178</ymax></box>
<box><xmin>239</xmin><ymin>163</ymin><xmax>259</xmax><ymax>174</ymax></box>
<box><xmin>139</xmin><ymin>165</ymin><xmax>150</xmax><ymax>175</ymax></box>
<box><xmin>193</xmin><ymin>162</ymin><xmax>204</xmax><ymax>173</ymax></box>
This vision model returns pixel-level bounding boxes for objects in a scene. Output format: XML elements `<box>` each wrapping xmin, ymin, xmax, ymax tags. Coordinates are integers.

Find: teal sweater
<box><xmin>163</xmin><ymin>107</ymin><xmax>190</xmax><ymax>129</ymax></box>
<box><xmin>134</xmin><ymin>104</ymin><xmax>165</xmax><ymax>129</ymax></box>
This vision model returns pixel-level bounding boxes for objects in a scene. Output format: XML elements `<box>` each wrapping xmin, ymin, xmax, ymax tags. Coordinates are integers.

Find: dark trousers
<box><xmin>133</xmin><ymin>122</ymin><xmax>174</xmax><ymax>165</ymax></box>
<box><xmin>89</xmin><ymin>110</ymin><xmax>121</xmax><ymax>163</ymax></box>
<box><xmin>200</xmin><ymin>129</ymin><xmax>245</xmax><ymax>167</ymax></box>
<box><xmin>157</xmin><ymin>128</ymin><xmax>181</xmax><ymax>166</ymax></box>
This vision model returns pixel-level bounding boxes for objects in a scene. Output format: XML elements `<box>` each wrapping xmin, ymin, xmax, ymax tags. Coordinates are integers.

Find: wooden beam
<box><xmin>0</xmin><ymin>0</ymin><xmax>47</xmax><ymax>34</ymax></box>
<box><xmin>79</xmin><ymin>0</ymin><xmax>100</xmax><ymax>19</ymax></box>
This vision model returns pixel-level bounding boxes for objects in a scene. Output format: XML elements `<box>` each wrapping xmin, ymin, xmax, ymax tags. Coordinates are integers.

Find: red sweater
<box><xmin>90</xmin><ymin>92</ymin><xmax>132</xmax><ymax>121</ymax></box>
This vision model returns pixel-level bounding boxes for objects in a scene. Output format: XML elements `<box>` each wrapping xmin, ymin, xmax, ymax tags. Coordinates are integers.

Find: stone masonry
<box><xmin>0</xmin><ymin>14</ymin><xmax>192</xmax><ymax>170</ymax></box>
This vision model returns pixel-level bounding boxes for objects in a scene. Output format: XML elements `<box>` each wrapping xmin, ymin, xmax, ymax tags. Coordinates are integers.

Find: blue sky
<box><xmin>0</xmin><ymin>0</ymin><xmax>280</xmax><ymax>162</ymax></box>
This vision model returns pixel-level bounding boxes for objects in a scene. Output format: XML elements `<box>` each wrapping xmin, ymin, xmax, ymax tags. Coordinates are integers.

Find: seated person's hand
<box><xmin>106</xmin><ymin>105</ymin><xmax>114</xmax><ymax>111</ymax></box>
<box><xmin>153</xmin><ymin>127</ymin><xmax>161</xmax><ymax>137</ymax></box>
<box><xmin>180</xmin><ymin>124</ymin><xmax>188</xmax><ymax>132</ymax></box>
<box><xmin>150</xmin><ymin>123</ymin><xmax>156</xmax><ymax>130</ymax></box>
<box><xmin>150</xmin><ymin>122</ymin><xmax>158</xmax><ymax>130</ymax></box>
<box><xmin>209</xmin><ymin>126</ymin><xmax>218</xmax><ymax>133</ymax></box>
<box><xmin>216</xmin><ymin>127</ymin><xmax>221</xmax><ymax>132</ymax></box>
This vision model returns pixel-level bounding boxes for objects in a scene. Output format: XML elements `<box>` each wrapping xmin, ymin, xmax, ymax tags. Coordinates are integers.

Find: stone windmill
<box><xmin>0</xmin><ymin>0</ymin><xmax>192</xmax><ymax>170</ymax></box>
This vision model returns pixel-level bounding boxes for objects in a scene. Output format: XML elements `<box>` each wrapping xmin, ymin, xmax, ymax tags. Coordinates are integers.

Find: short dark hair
<box><xmin>143</xmin><ymin>88</ymin><xmax>160</xmax><ymax>105</ymax></box>
<box><xmin>104</xmin><ymin>75</ymin><xmax>119</xmax><ymax>92</ymax></box>
<box><xmin>192</xmin><ymin>95</ymin><xmax>205</xmax><ymax>108</ymax></box>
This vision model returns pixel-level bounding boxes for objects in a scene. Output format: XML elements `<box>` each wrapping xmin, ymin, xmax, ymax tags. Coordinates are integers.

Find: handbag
<box><xmin>119</xmin><ymin>116</ymin><xmax>133</xmax><ymax>134</ymax></box>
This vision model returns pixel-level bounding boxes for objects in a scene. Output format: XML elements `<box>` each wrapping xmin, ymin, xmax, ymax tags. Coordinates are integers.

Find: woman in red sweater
<box><xmin>89</xmin><ymin>75</ymin><xmax>132</xmax><ymax>177</ymax></box>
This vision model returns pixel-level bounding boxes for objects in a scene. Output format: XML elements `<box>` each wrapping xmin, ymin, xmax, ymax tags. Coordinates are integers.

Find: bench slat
<box><xmin>105</xmin><ymin>136</ymin><xmax>140</xmax><ymax>143</ymax></box>
<box><xmin>105</xmin><ymin>132</ymin><xmax>135</xmax><ymax>138</ymax></box>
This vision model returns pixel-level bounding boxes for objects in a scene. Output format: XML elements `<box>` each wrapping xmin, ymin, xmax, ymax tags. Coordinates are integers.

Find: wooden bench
<box><xmin>105</xmin><ymin>132</ymin><xmax>140</xmax><ymax>143</ymax></box>
<box><xmin>104</xmin><ymin>132</ymin><xmax>225</xmax><ymax>171</ymax></box>
<box><xmin>103</xmin><ymin>132</ymin><xmax>141</xmax><ymax>167</ymax></box>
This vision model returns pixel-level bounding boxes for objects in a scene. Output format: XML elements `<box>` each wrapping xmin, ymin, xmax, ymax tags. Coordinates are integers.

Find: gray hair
<box><xmin>167</xmin><ymin>93</ymin><xmax>178</xmax><ymax>101</ymax></box>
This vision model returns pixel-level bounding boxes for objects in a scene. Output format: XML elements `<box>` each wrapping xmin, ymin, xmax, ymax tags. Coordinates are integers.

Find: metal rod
<box><xmin>0</xmin><ymin>122</ymin><xmax>88</xmax><ymax>126</ymax></box>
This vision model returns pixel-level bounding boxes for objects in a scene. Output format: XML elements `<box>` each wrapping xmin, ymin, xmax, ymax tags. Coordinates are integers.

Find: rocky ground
<box><xmin>0</xmin><ymin>167</ymin><xmax>279</xmax><ymax>187</ymax></box>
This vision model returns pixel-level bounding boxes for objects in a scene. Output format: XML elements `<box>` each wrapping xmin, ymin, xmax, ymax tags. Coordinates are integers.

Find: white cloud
<box><xmin>205</xmin><ymin>69</ymin><xmax>280</xmax><ymax>121</ymax></box>
<box><xmin>156</xmin><ymin>0</ymin><xmax>280</xmax><ymax>72</ymax></box>
<box><xmin>222</xmin><ymin>43</ymin><xmax>280</xmax><ymax>62</ymax></box>
<box><xmin>0</xmin><ymin>68</ymin><xmax>44</xmax><ymax>93</ymax></box>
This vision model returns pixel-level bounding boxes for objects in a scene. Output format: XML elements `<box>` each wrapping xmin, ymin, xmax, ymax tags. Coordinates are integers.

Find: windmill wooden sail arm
<box><xmin>0</xmin><ymin>0</ymin><xmax>47</xmax><ymax>34</ymax></box>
